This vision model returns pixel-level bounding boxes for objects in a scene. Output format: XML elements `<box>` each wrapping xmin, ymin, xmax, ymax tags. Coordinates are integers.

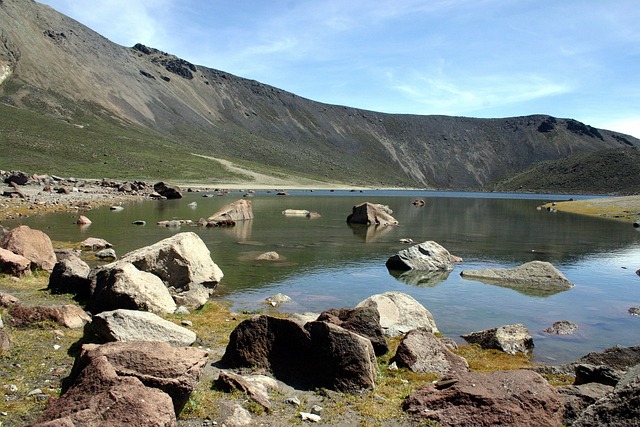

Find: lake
<box><xmin>8</xmin><ymin>190</ymin><xmax>640</xmax><ymax>364</ymax></box>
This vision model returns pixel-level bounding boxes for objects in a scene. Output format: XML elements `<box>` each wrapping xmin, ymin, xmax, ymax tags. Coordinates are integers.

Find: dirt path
<box><xmin>541</xmin><ymin>195</ymin><xmax>640</xmax><ymax>223</ymax></box>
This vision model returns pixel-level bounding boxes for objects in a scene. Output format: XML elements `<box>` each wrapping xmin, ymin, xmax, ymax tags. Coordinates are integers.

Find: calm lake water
<box><xmin>8</xmin><ymin>190</ymin><xmax>640</xmax><ymax>364</ymax></box>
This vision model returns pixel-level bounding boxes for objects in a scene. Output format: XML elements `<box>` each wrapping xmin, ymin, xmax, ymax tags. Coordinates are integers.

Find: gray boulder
<box><xmin>544</xmin><ymin>320</ymin><xmax>578</xmax><ymax>335</ymax></box>
<box><xmin>462</xmin><ymin>323</ymin><xmax>534</xmax><ymax>355</ymax></box>
<box><xmin>394</xmin><ymin>329</ymin><xmax>469</xmax><ymax>375</ymax></box>
<box><xmin>171</xmin><ymin>282</ymin><xmax>211</xmax><ymax>309</ymax></box>
<box><xmin>0</xmin><ymin>225</ymin><xmax>56</xmax><ymax>272</ymax></box>
<box><xmin>120</xmin><ymin>232</ymin><xmax>223</xmax><ymax>291</ymax></box>
<box><xmin>386</xmin><ymin>240</ymin><xmax>457</xmax><ymax>272</ymax></box>
<box><xmin>208</xmin><ymin>199</ymin><xmax>254</xmax><ymax>222</ymax></box>
<box><xmin>403</xmin><ymin>369</ymin><xmax>564</xmax><ymax>426</ymax></box>
<box><xmin>347</xmin><ymin>202</ymin><xmax>398</xmax><ymax>226</ymax></box>
<box><xmin>356</xmin><ymin>292</ymin><xmax>439</xmax><ymax>337</ymax></box>
<box><xmin>91</xmin><ymin>309</ymin><xmax>196</xmax><ymax>346</ymax></box>
<box><xmin>460</xmin><ymin>260</ymin><xmax>574</xmax><ymax>296</ymax></box>
<box><xmin>79</xmin><ymin>237</ymin><xmax>112</xmax><ymax>250</ymax></box>
<box><xmin>48</xmin><ymin>255</ymin><xmax>92</xmax><ymax>298</ymax></box>
<box><xmin>90</xmin><ymin>261</ymin><xmax>177</xmax><ymax>314</ymax></box>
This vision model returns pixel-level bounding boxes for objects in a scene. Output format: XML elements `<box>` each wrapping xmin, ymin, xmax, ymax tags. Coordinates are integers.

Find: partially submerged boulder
<box><xmin>356</xmin><ymin>292</ymin><xmax>439</xmax><ymax>337</ymax></box>
<box><xmin>394</xmin><ymin>329</ymin><xmax>469</xmax><ymax>375</ymax></box>
<box><xmin>221</xmin><ymin>315</ymin><xmax>377</xmax><ymax>392</ymax></box>
<box><xmin>0</xmin><ymin>225</ymin><xmax>56</xmax><ymax>272</ymax></box>
<box><xmin>403</xmin><ymin>370</ymin><xmax>564</xmax><ymax>426</ymax></box>
<box><xmin>91</xmin><ymin>309</ymin><xmax>196</xmax><ymax>347</ymax></box>
<box><xmin>79</xmin><ymin>237</ymin><xmax>112</xmax><ymax>250</ymax></box>
<box><xmin>119</xmin><ymin>232</ymin><xmax>223</xmax><ymax>291</ymax></box>
<box><xmin>347</xmin><ymin>202</ymin><xmax>398</xmax><ymax>226</ymax></box>
<box><xmin>208</xmin><ymin>199</ymin><xmax>253</xmax><ymax>222</ymax></box>
<box><xmin>90</xmin><ymin>261</ymin><xmax>177</xmax><ymax>314</ymax></box>
<box><xmin>462</xmin><ymin>323</ymin><xmax>534</xmax><ymax>355</ymax></box>
<box><xmin>460</xmin><ymin>260</ymin><xmax>574</xmax><ymax>296</ymax></box>
<box><xmin>386</xmin><ymin>240</ymin><xmax>458</xmax><ymax>272</ymax></box>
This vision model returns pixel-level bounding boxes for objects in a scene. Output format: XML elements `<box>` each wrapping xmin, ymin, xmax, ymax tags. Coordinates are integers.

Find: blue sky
<box><xmin>39</xmin><ymin>0</ymin><xmax>640</xmax><ymax>138</ymax></box>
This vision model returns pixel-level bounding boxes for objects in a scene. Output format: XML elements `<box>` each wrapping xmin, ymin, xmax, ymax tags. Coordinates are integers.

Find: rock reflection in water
<box><xmin>388</xmin><ymin>269</ymin><xmax>451</xmax><ymax>287</ymax></box>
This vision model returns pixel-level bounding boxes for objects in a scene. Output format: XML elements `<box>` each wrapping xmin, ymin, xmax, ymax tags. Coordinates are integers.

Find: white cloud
<box><xmin>597</xmin><ymin>118</ymin><xmax>640</xmax><ymax>139</ymax></box>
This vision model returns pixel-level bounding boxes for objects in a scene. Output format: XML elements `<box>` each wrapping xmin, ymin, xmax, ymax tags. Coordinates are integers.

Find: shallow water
<box><xmin>8</xmin><ymin>190</ymin><xmax>640</xmax><ymax>364</ymax></box>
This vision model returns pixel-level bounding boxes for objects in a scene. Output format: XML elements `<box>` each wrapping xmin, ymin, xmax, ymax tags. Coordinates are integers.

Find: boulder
<box><xmin>90</xmin><ymin>261</ymin><xmax>177</xmax><ymax>314</ymax></box>
<box><xmin>394</xmin><ymin>329</ymin><xmax>469</xmax><ymax>375</ymax></box>
<box><xmin>79</xmin><ymin>237</ymin><xmax>112</xmax><ymax>250</ymax></box>
<box><xmin>0</xmin><ymin>225</ymin><xmax>56</xmax><ymax>272</ymax></box>
<box><xmin>389</xmin><ymin>269</ymin><xmax>451</xmax><ymax>287</ymax></box>
<box><xmin>317</xmin><ymin>307</ymin><xmax>388</xmax><ymax>356</ymax></box>
<box><xmin>544</xmin><ymin>320</ymin><xmax>578</xmax><ymax>335</ymax></box>
<box><xmin>9</xmin><ymin>304</ymin><xmax>91</xmax><ymax>328</ymax></box>
<box><xmin>95</xmin><ymin>248</ymin><xmax>117</xmax><ymax>260</ymax></box>
<box><xmin>403</xmin><ymin>370</ymin><xmax>564</xmax><ymax>426</ymax></box>
<box><xmin>356</xmin><ymin>292</ymin><xmax>439</xmax><ymax>337</ymax></box>
<box><xmin>34</xmin><ymin>342</ymin><xmax>208</xmax><ymax>425</ymax></box>
<box><xmin>119</xmin><ymin>232</ymin><xmax>223</xmax><ymax>291</ymax></box>
<box><xmin>0</xmin><ymin>247</ymin><xmax>31</xmax><ymax>276</ymax></box>
<box><xmin>460</xmin><ymin>261</ymin><xmax>574</xmax><ymax>296</ymax></box>
<box><xmin>76</xmin><ymin>215</ymin><xmax>92</xmax><ymax>225</ymax></box>
<box><xmin>171</xmin><ymin>282</ymin><xmax>211</xmax><ymax>308</ymax></box>
<box><xmin>91</xmin><ymin>309</ymin><xmax>196</xmax><ymax>347</ymax></box>
<box><xmin>4</xmin><ymin>170</ymin><xmax>29</xmax><ymax>185</ymax></box>
<box><xmin>574</xmin><ymin>363</ymin><xmax>621</xmax><ymax>386</ymax></box>
<box><xmin>256</xmin><ymin>251</ymin><xmax>280</xmax><ymax>261</ymax></box>
<box><xmin>282</xmin><ymin>209</ymin><xmax>309</xmax><ymax>216</ymax></box>
<box><xmin>346</xmin><ymin>202</ymin><xmax>398</xmax><ymax>226</ymax></box>
<box><xmin>153</xmin><ymin>181</ymin><xmax>183</xmax><ymax>199</ymax></box>
<box><xmin>385</xmin><ymin>240</ymin><xmax>456</xmax><ymax>272</ymax></box>
<box><xmin>558</xmin><ymin>383</ymin><xmax>614</xmax><ymax>425</ymax></box>
<box><xmin>221</xmin><ymin>315</ymin><xmax>377</xmax><ymax>392</ymax></box>
<box><xmin>462</xmin><ymin>323</ymin><xmax>534</xmax><ymax>355</ymax></box>
<box><xmin>573</xmin><ymin>364</ymin><xmax>640</xmax><ymax>426</ymax></box>
<box><xmin>264</xmin><ymin>293</ymin><xmax>291</xmax><ymax>307</ymax></box>
<box><xmin>0</xmin><ymin>291</ymin><xmax>20</xmax><ymax>307</ymax></box>
<box><xmin>48</xmin><ymin>255</ymin><xmax>92</xmax><ymax>298</ymax></box>
<box><xmin>575</xmin><ymin>345</ymin><xmax>640</xmax><ymax>374</ymax></box>
<box><xmin>207</xmin><ymin>199</ymin><xmax>254</xmax><ymax>222</ymax></box>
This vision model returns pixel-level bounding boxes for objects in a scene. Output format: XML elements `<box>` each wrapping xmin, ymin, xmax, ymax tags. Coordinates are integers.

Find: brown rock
<box><xmin>0</xmin><ymin>291</ymin><xmax>20</xmax><ymax>307</ymax></box>
<box><xmin>0</xmin><ymin>225</ymin><xmax>56</xmax><ymax>271</ymax></box>
<box><xmin>317</xmin><ymin>307</ymin><xmax>388</xmax><ymax>356</ymax></box>
<box><xmin>0</xmin><ymin>247</ymin><xmax>32</xmax><ymax>276</ymax></box>
<box><xmin>394</xmin><ymin>329</ymin><xmax>469</xmax><ymax>375</ymax></box>
<box><xmin>403</xmin><ymin>370</ymin><xmax>564</xmax><ymax>426</ymax></box>
<box><xmin>76</xmin><ymin>215</ymin><xmax>92</xmax><ymax>225</ymax></box>
<box><xmin>9</xmin><ymin>304</ymin><xmax>91</xmax><ymax>328</ymax></box>
<box><xmin>153</xmin><ymin>182</ymin><xmax>182</xmax><ymax>199</ymax></box>
<box><xmin>0</xmin><ymin>329</ymin><xmax>11</xmax><ymax>352</ymax></box>
<box><xmin>347</xmin><ymin>202</ymin><xmax>398</xmax><ymax>226</ymax></box>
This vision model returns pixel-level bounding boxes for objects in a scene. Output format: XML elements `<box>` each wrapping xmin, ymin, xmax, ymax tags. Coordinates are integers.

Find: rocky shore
<box><xmin>1</xmin><ymin>170</ymin><xmax>640</xmax><ymax>426</ymax></box>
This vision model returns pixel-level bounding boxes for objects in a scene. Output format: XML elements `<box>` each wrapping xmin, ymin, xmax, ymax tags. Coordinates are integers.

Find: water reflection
<box><xmin>388</xmin><ymin>269</ymin><xmax>451</xmax><ymax>287</ymax></box>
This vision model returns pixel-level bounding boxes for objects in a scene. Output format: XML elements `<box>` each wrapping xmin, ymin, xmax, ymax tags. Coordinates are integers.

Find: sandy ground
<box><xmin>541</xmin><ymin>195</ymin><xmax>640</xmax><ymax>223</ymax></box>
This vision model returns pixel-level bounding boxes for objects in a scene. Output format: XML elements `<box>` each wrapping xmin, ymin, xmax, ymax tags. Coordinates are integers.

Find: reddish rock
<box><xmin>9</xmin><ymin>304</ymin><xmax>91</xmax><ymax>329</ymax></box>
<box><xmin>0</xmin><ymin>291</ymin><xmax>20</xmax><ymax>307</ymax></box>
<box><xmin>0</xmin><ymin>225</ymin><xmax>56</xmax><ymax>271</ymax></box>
<box><xmin>0</xmin><ymin>247</ymin><xmax>31</xmax><ymax>276</ymax></box>
<box><xmin>394</xmin><ymin>329</ymin><xmax>469</xmax><ymax>375</ymax></box>
<box><xmin>347</xmin><ymin>202</ymin><xmax>398</xmax><ymax>226</ymax></box>
<box><xmin>317</xmin><ymin>307</ymin><xmax>388</xmax><ymax>356</ymax></box>
<box><xmin>403</xmin><ymin>370</ymin><xmax>564</xmax><ymax>426</ymax></box>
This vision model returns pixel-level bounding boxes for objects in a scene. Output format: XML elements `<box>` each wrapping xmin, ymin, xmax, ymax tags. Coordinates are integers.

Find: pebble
<box><xmin>181</xmin><ymin>320</ymin><xmax>193</xmax><ymax>327</ymax></box>
<box><xmin>300</xmin><ymin>412</ymin><xmax>321</xmax><ymax>423</ymax></box>
<box><xmin>285</xmin><ymin>396</ymin><xmax>301</xmax><ymax>406</ymax></box>
<box><xmin>27</xmin><ymin>388</ymin><xmax>42</xmax><ymax>396</ymax></box>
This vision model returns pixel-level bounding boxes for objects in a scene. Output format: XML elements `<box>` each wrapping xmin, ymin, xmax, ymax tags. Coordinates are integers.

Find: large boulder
<box><xmin>4</xmin><ymin>170</ymin><xmax>29</xmax><ymax>185</ymax></box>
<box><xmin>91</xmin><ymin>309</ymin><xmax>196</xmax><ymax>347</ymax></box>
<box><xmin>347</xmin><ymin>202</ymin><xmax>399</xmax><ymax>226</ymax></box>
<box><xmin>356</xmin><ymin>292</ymin><xmax>439</xmax><ymax>337</ymax></box>
<box><xmin>9</xmin><ymin>304</ymin><xmax>91</xmax><ymax>329</ymax></box>
<box><xmin>573</xmin><ymin>364</ymin><xmax>640</xmax><ymax>426</ymax></box>
<box><xmin>394</xmin><ymin>329</ymin><xmax>469</xmax><ymax>375</ymax></box>
<box><xmin>153</xmin><ymin>181</ymin><xmax>183</xmax><ymax>199</ymax></box>
<box><xmin>220</xmin><ymin>315</ymin><xmax>377</xmax><ymax>392</ymax></box>
<box><xmin>33</xmin><ymin>341</ymin><xmax>208</xmax><ymax>425</ymax></box>
<box><xmin>90</xmin><ymin>261</ymin><xmax>177</xmax><ymax>314</ymax></box>
<box><xmin>0</xmin><ymin>225</ymin><xmax>56</xmax><ymax>272</ymax></box>
<box><xmin>0</xmin><ymin>247</ymin><xmax>31</xmax><ymax>276</ymax></box>
<box><xmin>48</xmin><ymin>255</ymin><xmax>92</xmax><ymax>298</ymax></box>
<box><xmin>460</xmin><ymin>261</ymin><xmax>574</xmax><ymax>296</ymax></box>
<box><xmin>403</xmin><ymin>369</ymin><xmax>565</xmax><ymax>426</ymax></box>
<box><xmin>208</xmin><ymin>199</ymin><xmax>254</xmax><ymax>222</ymax></box>
<box><xmin>119</xmin><ymin>232</ymin><xmax>223</xmax><ymax>291</ymax></box>
<box><xmin>317</xmin><ymin>307</ymin><xmax>388</xmax><ymax>356</ymax></box>
<box><xmin>386</xmin><ymin>240</ymin><xmax>456</xmax><ymax>272</ymax></box>
<box><xmin>462</xmin><ymin>323</ymin><xmax>534</xmax><ymax>355</ymax></box>
<box><xmin>558</xmin><ymin>383</ymin><xmax>614</xmax><ymax>426</ymax></box>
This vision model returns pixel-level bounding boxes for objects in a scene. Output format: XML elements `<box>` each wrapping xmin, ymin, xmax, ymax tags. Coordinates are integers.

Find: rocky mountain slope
<box><xmin>1</xmin><ymin>0</ymin><xmax>638</xmax><ymax>189</ymax></box>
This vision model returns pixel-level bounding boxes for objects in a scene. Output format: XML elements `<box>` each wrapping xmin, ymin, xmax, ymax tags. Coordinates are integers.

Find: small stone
<box><xmin>175</xmin><ymin>306</ymin><xmax>190</xmax><ymax>315</ymax></box>
<box><xmin>388</xmin><ymin>361</ymin><xmax>398</xmax><ymax>371</ymax></box>
<box><xmin>181</xmin><ymin>320</ymin><xmax>193</xmax><ymax>327</ymax></box>
<box><xmin>300</xmin><ymin>412</ymin><xmax>321</xmax><ymax>422</ymax></box>
<box><xmin>311</xmin><ymin>405</ymin><xmax>323</xmax><ymax>415</ymax></box>
<box><xmin>629</xmin><ymin>307</ymin><xmax>640</xmax><ymax>316</ymax></box>
<box><xmin>5</xmin><ymin>384</ymin><xmax>18</xmax><ymax>393</ymax></box>
<box><xmin>53</xmin><ymin>344</ymin><xmax>61</xmax><ymax>350</ymax></box>
<box><xmin>285</xmin><ymin>396</ymin><xmax>301</xmax><ymax>406</ymax></box>
<box><xmin>27</xmin><ymin>388</ymin><xmax>42</xmax><ymax>396</ymax></box>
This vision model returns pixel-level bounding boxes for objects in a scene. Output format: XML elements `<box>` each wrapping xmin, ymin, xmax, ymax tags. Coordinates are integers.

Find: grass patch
<box><xmin>455</xmin><ymin>344</ymin><xmax>533</xmax><ymax>372</ymax></box>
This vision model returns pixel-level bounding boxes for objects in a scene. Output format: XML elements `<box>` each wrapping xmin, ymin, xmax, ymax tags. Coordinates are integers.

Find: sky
<box><xmin>38</xmin><ymin>0</ymin><xmax>640</xmax><ymax>138</ymax></box>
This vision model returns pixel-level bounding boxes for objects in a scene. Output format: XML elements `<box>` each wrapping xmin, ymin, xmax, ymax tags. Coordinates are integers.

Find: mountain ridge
<box><xmin>1</xmin><ymin>0</ymin><xmax>638</xmax><ymax>190</ymax></box>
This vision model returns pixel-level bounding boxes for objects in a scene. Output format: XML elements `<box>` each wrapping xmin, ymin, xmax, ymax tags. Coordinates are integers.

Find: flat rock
<box><xmin>356</xmin><ymin>291</ymin><xmax>439</xmax><ymax>337</ymax></box>
<box><xmin>9</xmin><ymin>304</ymin><xmax>91</xmax><ymax>328</ymax></box>
<box><xmin>403</xmin><ymin>369</ymin><xmax>564</xmax><ymax>426</ymax></box>
<box><xmin>91</xmin><ymin>309</ymin><xmax>196</xmax><ymax>346</ymax></box>
<box><xmin>460</xmin><ymin>260</ymin><xmax>574</xmax><ymax>296</ymax></box>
